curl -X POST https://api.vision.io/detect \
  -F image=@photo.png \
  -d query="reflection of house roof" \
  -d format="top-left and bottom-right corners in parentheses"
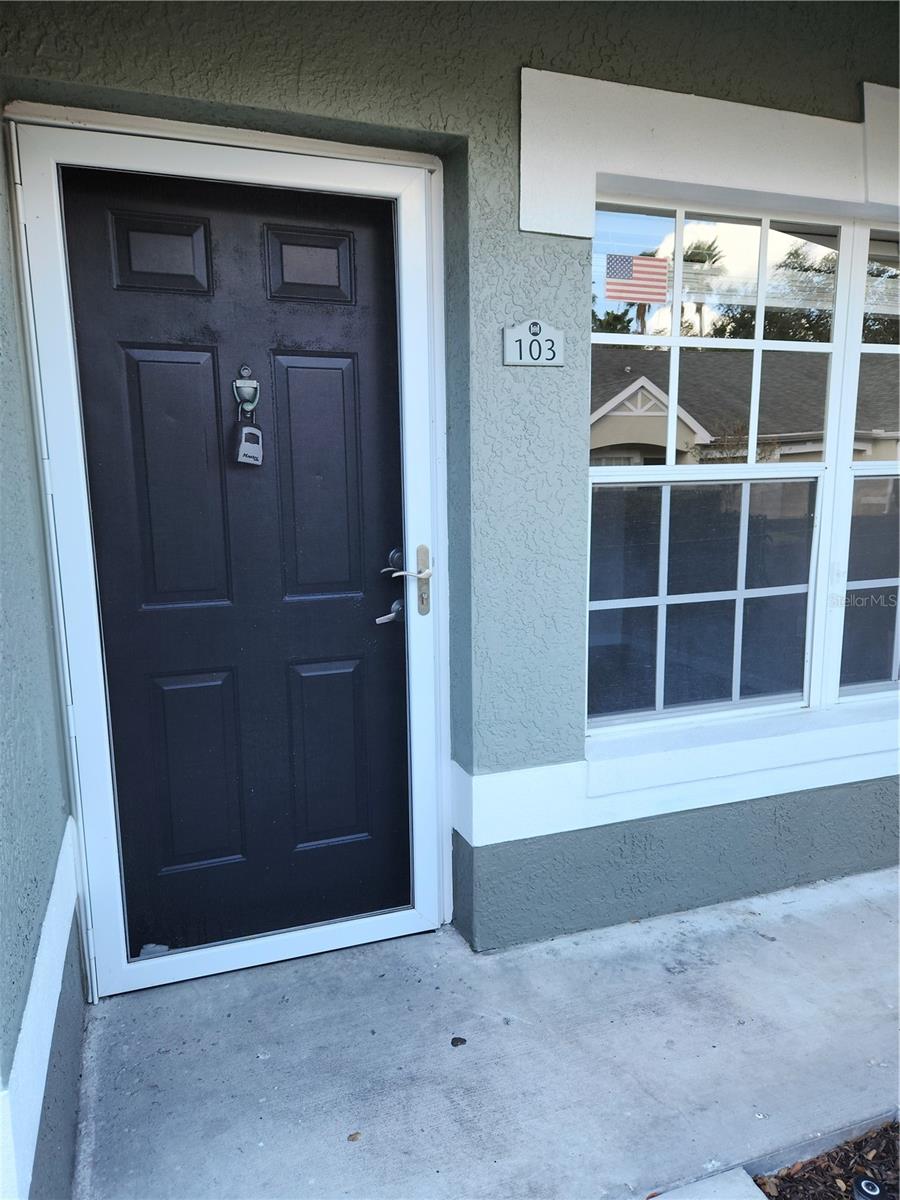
top-left (590, 345), bottom-right (899, 436)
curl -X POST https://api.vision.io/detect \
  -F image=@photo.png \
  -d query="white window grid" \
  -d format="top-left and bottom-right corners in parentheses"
top-left (842, 475), bottom-right (900, 692)
top-left (587, 205), bottom-right (900, 728)
top-left (843, 567), bottom-right (900, 688)
top-left (589, 477), bottom-right (819, 714)
top-left (837, 225), bottom-right (900, 690)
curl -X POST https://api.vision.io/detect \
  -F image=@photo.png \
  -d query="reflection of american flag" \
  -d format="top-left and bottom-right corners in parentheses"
top-left (606, 254), bottom-right (669, 303)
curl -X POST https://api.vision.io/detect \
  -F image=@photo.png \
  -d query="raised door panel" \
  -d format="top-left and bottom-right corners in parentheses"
top-left (288, 659), bottom-right (369, 849)
top-left (124, 347), bottom-right (231, 606)
top-left (151, 670), bottom-right (245, 872)
top-left (265, 225), bottom-right (354, 303)
top-left (112, 211), bottom-right (211, 293)
top-left (274, 354), bottom-right (362, 597)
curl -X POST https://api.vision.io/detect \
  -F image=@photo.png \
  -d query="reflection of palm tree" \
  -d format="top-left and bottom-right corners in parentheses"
top-left (713, 246), bottom-right (838, 340)
top-left (592, 292), bottom-right (633, 332)
top-left (683, 238), bottom-right (722, 336)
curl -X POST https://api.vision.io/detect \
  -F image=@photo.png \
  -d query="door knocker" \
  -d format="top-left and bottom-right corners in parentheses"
top-left (233, 364), bottom-right (263, 466)
top-left (232, 363), bottom-right (260, 413)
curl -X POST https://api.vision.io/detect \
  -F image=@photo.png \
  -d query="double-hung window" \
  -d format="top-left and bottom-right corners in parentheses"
top-left (588, 205), bottom-right (899, 725)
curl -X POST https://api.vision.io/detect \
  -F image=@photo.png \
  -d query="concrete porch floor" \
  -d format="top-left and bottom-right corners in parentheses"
top-left (74, 869), bottom-right (898, 1200)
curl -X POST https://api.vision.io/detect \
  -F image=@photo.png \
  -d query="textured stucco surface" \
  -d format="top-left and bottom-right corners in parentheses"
top-left (1, 1), bottom-right (897, 774)
top-left (29, 917), bottom-right (85, 1200)
top-left (0, 134), bottom-right (70, 1085)
top-left (452, 777), bottom-right (900, 950)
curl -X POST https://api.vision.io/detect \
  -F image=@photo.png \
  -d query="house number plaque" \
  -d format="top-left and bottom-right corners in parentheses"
top-left (502, 319), bottom-right (565, 367)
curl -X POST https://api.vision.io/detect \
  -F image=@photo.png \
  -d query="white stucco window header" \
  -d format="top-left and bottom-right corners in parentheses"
top-left (519, 68), bottom-right (900, 239)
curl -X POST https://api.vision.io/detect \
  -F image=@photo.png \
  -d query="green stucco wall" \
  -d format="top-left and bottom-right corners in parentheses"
top-left (452, 778), bottom-right (900, 951)
top-left (0, 135), bottom-right (71, 1083)
top-left (2, 1), bottom-right (896, 777)
top-left (0, 2), bottom-right (896, 1066)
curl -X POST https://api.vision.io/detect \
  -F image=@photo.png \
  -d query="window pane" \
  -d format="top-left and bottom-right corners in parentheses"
top-left (668, 484), bottom-right (741, 594)
top-left (764, 223), bottom-right (838, 342)
top-left (863, 231), bottom-right (899, 345)
top-left (840, 588), bottom-right (897, 685)
top-left (678, 348), bottom-right (753, 464)
top-left (664, 601), bottom-right (735, 707)
top-left (847, 478), bottom-right (899, 582)
top-left (593, 208), bottom-right (674, 337)
top-left (740, 593), bottom-right (807, 698)
top-left (588, 607), bottom-right (657, 717)
top-left (681, 216), bottom-right (760, 339)
top-left (855, 356), bottom-right (900, 461)
top-left (746, 480), bottom-right (816, 588)
top-left (590, 485), bottom-right (661, 600)
top-left (757, 350), bottom-right (829, 463)
top-left (590, 345), bottom-right (671, 466)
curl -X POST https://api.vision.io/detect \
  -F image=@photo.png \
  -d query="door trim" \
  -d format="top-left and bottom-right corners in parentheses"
top-left (6, 107), bottom-right (450, 997)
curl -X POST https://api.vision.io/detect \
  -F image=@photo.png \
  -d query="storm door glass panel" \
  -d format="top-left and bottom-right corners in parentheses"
top-left (840, 477), bottom-right (900, 688)
top-left (593, 208), bottom-right (674, 337)
top-left (745, 480), bottom-right (816, 588)
top-left (667, 484), bottom-right (741, 595)
top-left (590, 345), bottom-right (671, 466)
top-left (862, 231), bottom-right (900, 345)
top-left (681, 215), bottom-right (760, 338)
top-left (764, 223), bottom-right (838, 342)
top-left (588, 607), bottom-right (657, 718)
top-left (589, 485), bottom-right (661, 600)
top-left (677, 348), bottom-right (753, 464)
top-left (756, 350), bottom-right (829, 463)
top-left (664, 600), bottom-right (735, 707)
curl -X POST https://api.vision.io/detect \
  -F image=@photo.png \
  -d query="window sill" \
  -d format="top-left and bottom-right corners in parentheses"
top-left (586, 690), bottom-right (899, 825)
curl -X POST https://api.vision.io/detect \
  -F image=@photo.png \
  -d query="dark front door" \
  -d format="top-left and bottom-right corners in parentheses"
top-left (62, 167), bottom-right (411, 957)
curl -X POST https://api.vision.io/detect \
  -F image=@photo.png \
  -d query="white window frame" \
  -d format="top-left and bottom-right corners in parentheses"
top-left (6, 105), bottom-right (452, 998)
top-left (586, 207), bottom-right (899, 808)
top-left (827, 224), bottom-right (900, 695)
top-left (589, 202), bottom-right (854, 723)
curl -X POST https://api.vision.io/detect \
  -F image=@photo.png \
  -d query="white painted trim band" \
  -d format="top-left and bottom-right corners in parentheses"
top-left (0, 818), bottom-right (79, 1200)
top-left (453, 694), bottom-right (899, 846)
top-left (521, 69), bottom-right (900, 238)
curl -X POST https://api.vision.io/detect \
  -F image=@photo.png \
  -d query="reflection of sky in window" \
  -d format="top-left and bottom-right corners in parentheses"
top-left (866, 234), bottom-right (900, 317)
top-left (594, 209), bottom-right (844, 334)
top-left (593, 209), bottom-right (674, 331)
top-left (593, 210), bottom-right (672, 287)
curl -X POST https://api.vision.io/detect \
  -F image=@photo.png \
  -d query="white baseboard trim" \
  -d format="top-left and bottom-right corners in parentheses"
top-left (452, 695), bottom-right (899, 847)
top-left (0, 818), bottom-right (78, 1200)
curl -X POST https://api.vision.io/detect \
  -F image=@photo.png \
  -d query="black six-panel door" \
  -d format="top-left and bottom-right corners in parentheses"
top-left (62, 168), bottom-right (411, 957)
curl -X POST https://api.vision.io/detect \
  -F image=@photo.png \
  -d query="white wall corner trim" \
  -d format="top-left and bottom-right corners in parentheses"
top-left (452, 758), bottom-right (589, 847)
top-left (0, 818), bottom-right (79, 1200)
top-left (862, 82), bottom-right (900, 208)
top-left (520, 68), bottom-right (900, 238)
top-left (452, 694), bottom-right (898, 847)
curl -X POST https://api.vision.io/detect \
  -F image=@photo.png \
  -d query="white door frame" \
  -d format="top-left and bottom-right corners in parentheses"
top-left (6, 105), bottom-right (451, 998)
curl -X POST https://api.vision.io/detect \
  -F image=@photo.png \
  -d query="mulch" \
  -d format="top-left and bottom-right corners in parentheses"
top-left (754, 1121), bottom-right (898, 1200)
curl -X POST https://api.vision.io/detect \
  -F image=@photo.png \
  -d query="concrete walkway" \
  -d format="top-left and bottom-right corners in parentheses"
top-left (74, 869), bottom-right (898, 1200)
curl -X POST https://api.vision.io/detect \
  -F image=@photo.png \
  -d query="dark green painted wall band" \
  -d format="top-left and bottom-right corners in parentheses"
top-left (452, 777), bottom-right (900, 951)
